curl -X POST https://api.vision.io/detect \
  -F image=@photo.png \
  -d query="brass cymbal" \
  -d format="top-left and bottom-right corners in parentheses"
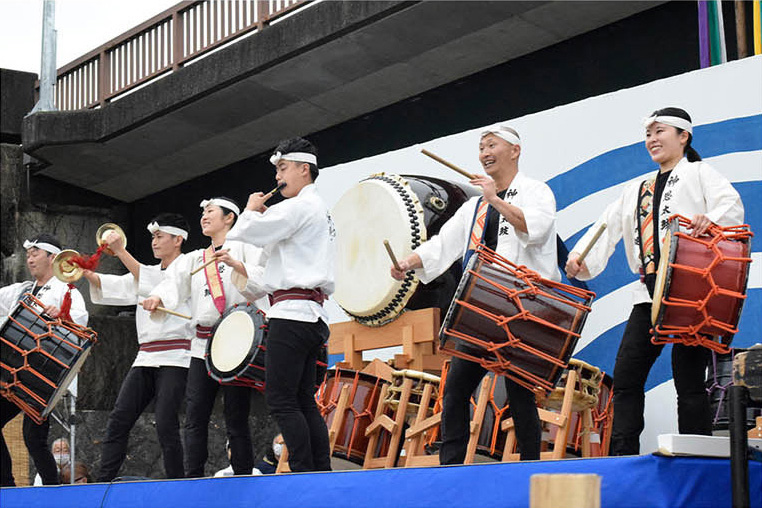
top-left (95, 223), bottom-right (127, 256)
top-left (52, 249), bottom-right (83, 283)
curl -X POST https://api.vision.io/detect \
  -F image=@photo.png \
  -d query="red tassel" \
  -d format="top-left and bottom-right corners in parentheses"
top-left (70, 244), bottom-right (108, 271)
top-left (59, 283), bottom-right (75, 322)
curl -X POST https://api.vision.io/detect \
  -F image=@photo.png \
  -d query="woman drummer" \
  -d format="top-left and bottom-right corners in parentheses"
top-left (143, 197), bottom-right (268, 477)
top-left (565, 107), bottom-right (744, 455)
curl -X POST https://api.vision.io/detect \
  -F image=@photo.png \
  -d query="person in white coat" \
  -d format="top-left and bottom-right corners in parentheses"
top-left (392, 125), bottom-right (559, 463)
top-left (565, 107), bottom-right (744, 455)
top-left (82, 213), bottom-right (193, 481)
top-left (143, 198), bottom-right (267, 477)
top-left (227, 137), bottom-right (336, 472)
top-left (1, 233), bottom-right (88, 486)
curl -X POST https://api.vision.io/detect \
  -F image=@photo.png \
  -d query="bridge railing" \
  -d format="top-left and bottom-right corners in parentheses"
top-left (51, 0), bottom-right (311, 110)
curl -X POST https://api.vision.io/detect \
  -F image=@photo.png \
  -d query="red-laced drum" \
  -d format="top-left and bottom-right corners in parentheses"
top-left (316, 368), bottom-right (388, 464)
top-left (332, 173), bottom-right (477, 326)
top-left (205, 303), bottom-right (267, 391)
top-left (651, 215), bottom-right (753, 353)
top-left (0, 294), bottom-right (98, 424)
top-left (440, 245), bottom-right (596, 392)
top-left (206, 303), bottom-right (328, 392)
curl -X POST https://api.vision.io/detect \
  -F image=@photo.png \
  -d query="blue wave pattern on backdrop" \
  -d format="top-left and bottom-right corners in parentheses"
top-left (550, 114), bottom-right (762, 390)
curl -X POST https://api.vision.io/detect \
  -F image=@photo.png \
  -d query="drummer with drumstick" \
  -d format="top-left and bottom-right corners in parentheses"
top-left (142, 198), bottom-right (268, 477)
top-left (392, 125), bottom-right (560, 463)
top-left (564, 107), bottom-right (744, 456)
top-left (1, 233), bottom-right (88, 486)
top-left (80, 214), bottom-right (193, 481)
top-left (226, 137), bottom-right (336, 473)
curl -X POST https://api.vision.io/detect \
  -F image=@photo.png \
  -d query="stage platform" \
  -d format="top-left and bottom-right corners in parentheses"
top-left (1, 454), bottom-right (760, 508)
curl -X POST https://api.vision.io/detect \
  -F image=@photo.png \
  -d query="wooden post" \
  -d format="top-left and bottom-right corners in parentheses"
top-left (98, 50), bottom-right (111, 107)
top-left (530, 474), bottom-right (601, 508)
top-left (736, 1), bottom-right (748, 59)
top-left (172, 11), bottom-right (184, 70)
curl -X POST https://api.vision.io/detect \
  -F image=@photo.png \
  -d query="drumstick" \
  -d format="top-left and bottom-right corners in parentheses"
top-left (190, 257), bottom-right (217, 276)
top-left (384, 240), bottom-right (402, 271)
top-left (577, 223), bottom-right (607, 263)
top-left (156, 307), bottom-right (192, 320)
top-left (420, 148), bottom-right (477, 180)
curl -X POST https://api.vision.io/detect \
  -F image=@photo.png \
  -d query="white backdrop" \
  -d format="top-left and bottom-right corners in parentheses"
top-left (315, 55), bottom-right (762, 453)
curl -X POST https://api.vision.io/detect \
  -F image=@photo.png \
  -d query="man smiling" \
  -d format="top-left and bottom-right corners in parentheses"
top-left (392, 125), bottom-right (560, 464)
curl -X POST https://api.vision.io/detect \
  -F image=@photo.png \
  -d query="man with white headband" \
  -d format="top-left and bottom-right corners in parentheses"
top-left (81, 213), bottom-right (193, 481)
top-left (565, 106), bottom-right (744, 456)
top-left (1, 233), bottom-right (88, 486)
top-left (391, 124), bottom-right (560, 464)
top-left (227, 136), bottom-right (336, 472)
top-left (144, 197), bottom-right (268, 478)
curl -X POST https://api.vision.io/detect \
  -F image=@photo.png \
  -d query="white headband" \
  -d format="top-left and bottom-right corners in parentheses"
top-left (269, 151), bottom-right (318, 166)
top-left (642, 115), bottom-right (693, 135)
top-left (200, 198), bottom-right (240, 217)
top-left (23, 240), bottom-right (61, 255)
top-left (481, 124), bottom-right (521, 146)
top-left (147, 222), bottom-right (188, 240)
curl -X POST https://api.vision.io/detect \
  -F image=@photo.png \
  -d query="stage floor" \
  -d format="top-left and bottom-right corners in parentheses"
top-left (1, 454), bottom-right (760, 508)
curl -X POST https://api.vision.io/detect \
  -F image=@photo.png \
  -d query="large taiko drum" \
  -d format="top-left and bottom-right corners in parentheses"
top-left (440, 246), bottom-right (596, 392)
top-left (0, 294), bottom-right (98, 424)
top-left (317, 368), bottom-right (389, 464)
top-left (332, 173), bottom-right (477, 326)
top-left (651, 215), bottom-right (752, 353)
top-left (206, 303), bottom-right (328, 392)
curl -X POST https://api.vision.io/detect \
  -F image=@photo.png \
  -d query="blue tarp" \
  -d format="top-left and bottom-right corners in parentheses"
top-left (1, 454), bottom-right (760, 508)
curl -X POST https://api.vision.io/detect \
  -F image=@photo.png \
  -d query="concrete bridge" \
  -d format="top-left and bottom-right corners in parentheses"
top-left (21, 1), bottom-right (661, 202)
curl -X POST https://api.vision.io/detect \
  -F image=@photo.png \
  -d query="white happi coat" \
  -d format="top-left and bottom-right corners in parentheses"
top-left (0, 276), bottom-right (88, 328)
top-left (227, 183), bottom-right (336, 323)
top-left (150, 240), bottom-right (268, 359)
top-left (571, 158), bottom-right (744, 305)
top-left (414, 171), bottom-right (561, 282)
top-left (89, 257), bottom-right (194, 368)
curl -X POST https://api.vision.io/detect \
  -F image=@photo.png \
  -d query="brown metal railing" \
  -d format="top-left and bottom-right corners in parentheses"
top-left (50, 0), bottom-right (311, 110)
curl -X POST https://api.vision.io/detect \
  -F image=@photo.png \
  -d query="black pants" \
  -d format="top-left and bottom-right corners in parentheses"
top-left (1, 398), bottom-right (59, 486)
top-left (96, 366), bottom-right (187, 482)
top-left (610, 303), bottom-right (712, 455)
top-left (265, 318), bottom-right (331, 473)
top-left (439, 356), bottom-right (541, 463)
top-left (184, 357), bottom-right (253, 477)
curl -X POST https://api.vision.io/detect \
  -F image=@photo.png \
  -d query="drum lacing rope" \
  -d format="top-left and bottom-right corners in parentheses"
top-left (651, 215), bottom-right (753, 353)
top-left (441, 246), bottom-right (595, 392)
top-left (0, 294), bottom-right (97, 424)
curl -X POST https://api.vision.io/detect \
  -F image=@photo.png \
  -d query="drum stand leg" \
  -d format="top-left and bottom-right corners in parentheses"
top-left (402, 382), bottom-right (441, 468)
top-left (501, 370), bottom-right (579, 462)
top-left (464, 375), bottom-right (492, 464)
top-left (364, 382), bottom-right (409, 469)
top-left (328, 385), bottom-right (351, 454)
